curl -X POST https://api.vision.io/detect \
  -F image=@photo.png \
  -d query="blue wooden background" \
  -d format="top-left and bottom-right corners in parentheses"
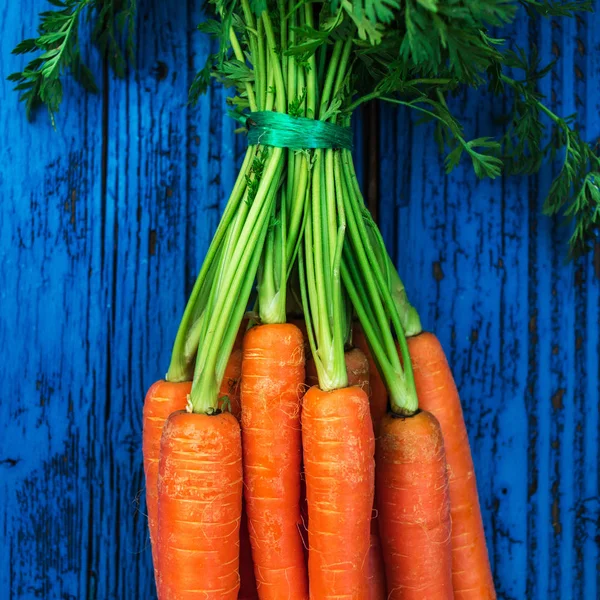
top-left (1, 2), bottom-right (598, 599)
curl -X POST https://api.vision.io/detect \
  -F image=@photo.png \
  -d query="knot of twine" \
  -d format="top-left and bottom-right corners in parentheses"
top-left (229, 110), bottom-right (353, 151)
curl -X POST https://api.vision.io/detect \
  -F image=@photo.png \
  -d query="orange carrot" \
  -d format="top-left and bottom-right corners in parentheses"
top-left (353, 322), bottom-right (388, 435)
top-left (157, 410), bottom-right (242, 600)
top-left (289, 317), bottom-right (309, 355)
top-left (305, 347), bottom-right (370, 393)
top-left (302, 385), bottom-right (375, 598)
top-left (142, 380), bottom-right (191, 584)
top-left (376, 410), bottom-right (453, 599)
top-left (239, 503), bottom-right (259, 600)
top-left (240, 323), bottom-right (308, 599)
top-left (408, 332), bottom-right (496, 599)
top-left (307, 346), bottom-right (384, 596)
top-left (288, 318), bottom-right (310, 565)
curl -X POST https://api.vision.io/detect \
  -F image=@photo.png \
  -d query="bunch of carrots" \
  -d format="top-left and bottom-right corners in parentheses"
top-left (142, 1), bottom-right (496, 598)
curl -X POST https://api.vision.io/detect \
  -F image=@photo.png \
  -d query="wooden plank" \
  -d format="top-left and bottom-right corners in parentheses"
top-left (0, 2), bottom-right (105, 598)
top-left (379, 7), bottom-right (600, 600)
top-left (99, 2), bottom-right (198, 598)
top-left (578, 11), bottom-right (600, 599)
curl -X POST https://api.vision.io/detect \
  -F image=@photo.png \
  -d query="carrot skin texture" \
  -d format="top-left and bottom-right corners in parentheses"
top-left (157, 410), bottom-right (242, 600)
top-left (289, 319), bottom-right (310, 565)
top-left (310, 347), bottom-right (385, 597)
top-left (377, 411), bottom-right (453, 600)
top-left (241, 323), bottom-right (309, 599)
top-left (310, 346), bottom-right (385, 596)
top-left (289, 318), bottom-right (309, 355)
top-left (302, 385), bottom-right (375, 599)
top-left (408, 333), bottom-right (496, 599)
top-left (306, 348), bottom-right (385, 594)
top-left (142, 380), bottom-right (191, 585)
top-left (353, 323), bottom-right (388, 435)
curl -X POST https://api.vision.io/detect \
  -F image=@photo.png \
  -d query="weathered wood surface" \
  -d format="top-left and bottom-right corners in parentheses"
top-left (379, 10), bottom-right (600, 600)
top-left (0, 2), bottom-right (597, 599)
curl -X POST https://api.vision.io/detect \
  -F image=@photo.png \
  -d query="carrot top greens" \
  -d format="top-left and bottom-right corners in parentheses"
top-left (10, 0), bottom-right (600, 412)
top-left (11, 0), bottom-right (599, 257)
top-left (9, 0), bottom-right (135, 126)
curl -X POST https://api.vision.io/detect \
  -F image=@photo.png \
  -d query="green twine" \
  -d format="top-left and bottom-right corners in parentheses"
top-left (229, 110), bottom-right (353, 150)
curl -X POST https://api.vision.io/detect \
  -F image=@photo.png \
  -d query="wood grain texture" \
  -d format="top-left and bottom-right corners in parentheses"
top-left (0, 2), bottom-right (597, 600)
top-left (379, 8), bottom-right (600, 600)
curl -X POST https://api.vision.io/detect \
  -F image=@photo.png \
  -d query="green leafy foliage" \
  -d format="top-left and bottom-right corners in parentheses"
top-left (545, 124), bottom-right (600, 258)
top-left (11, 0), bottom-right (600, 257)
top-left (8, 0), bottom-right (135, 124)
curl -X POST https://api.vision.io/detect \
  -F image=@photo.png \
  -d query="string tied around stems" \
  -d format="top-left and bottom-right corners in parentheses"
top-left (229, 110), bottom-right (353, 151)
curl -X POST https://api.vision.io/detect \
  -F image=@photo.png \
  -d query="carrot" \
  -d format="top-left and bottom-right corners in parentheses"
top-left (302, 385), bottom-right (375, 599)
top-left (218, 348), bottom-right (242, 418)
top-left (376, 410), bottom-right (453, 600)
top-left (289, 317), bottom-right (309, 355)
top-left (239, 503), bottom-right (259, 600)
top-left (305, 347), bottom-right (370, 392)
top-left (142, 380), bottom-right (191, 584)
top-left (408, 332), bottom-right (496, 599)
top-left (353, 322), bottom-right (388, 435)
top-left (289, 316), bottom-right (310, 565)
top-left (240, 323), bottom-right (308, 599)
top-left (307, 345), bottom-right (385, 596)
top-left (157, 410), bottom-right (243, 600)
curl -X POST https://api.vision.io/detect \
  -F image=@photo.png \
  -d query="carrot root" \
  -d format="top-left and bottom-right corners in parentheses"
top-left (408, 332), bottom-right (496, 599)
top-left (142, 380), bottom-right (191, 586)
top-left (377, 410), bottom-right (453, 600)
top-left (302, 385), bottom-right (375, 599)
top-left (241, 323), bottom-right (309, 599)
top-left (157, 410), bottom-right (242, 600)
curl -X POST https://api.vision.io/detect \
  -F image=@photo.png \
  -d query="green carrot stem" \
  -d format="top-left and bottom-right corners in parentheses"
top-left (166, 146), bottom-right (255, 382)
top-left (304, 4), bottom-right (317, 117)
top-left (285, 154), bottom-right (309, 260)
top-left (344, 152), bottom-right (422, 335)
top-left (215, 222), bottom-right (269, 385)
top-left (279, 0), bottom-right (287, 86)
top-left (262, 12), bottom-right (286, 113)
top-left (340, 152), bottom-right (418, 413)
top-left (256, 18), bottom-right (266, 110)
top-left (342, 184), bottom-right (400, 370)
top-left (318, 40), bottom-right (343, 120)
top-left (229, 27), bottom-right (257, 112)
top-left (341, 257), bottom-right (415, 412)
top-left (189, 148), bottom-right (284, 412)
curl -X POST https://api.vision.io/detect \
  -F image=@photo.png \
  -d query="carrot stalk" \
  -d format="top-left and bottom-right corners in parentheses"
top-left (142, 380), bottom-right (191, 585)
top-left (240, 323), bottom-right (309, 599)
top-left (302, 385), bottom-right (375, 598)
top-left (157, 410), bottom-right (243, 600)
top-left (408, 332), bottom-right (496, 599)
top-left (376, 410), bottom-right (453, 599)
